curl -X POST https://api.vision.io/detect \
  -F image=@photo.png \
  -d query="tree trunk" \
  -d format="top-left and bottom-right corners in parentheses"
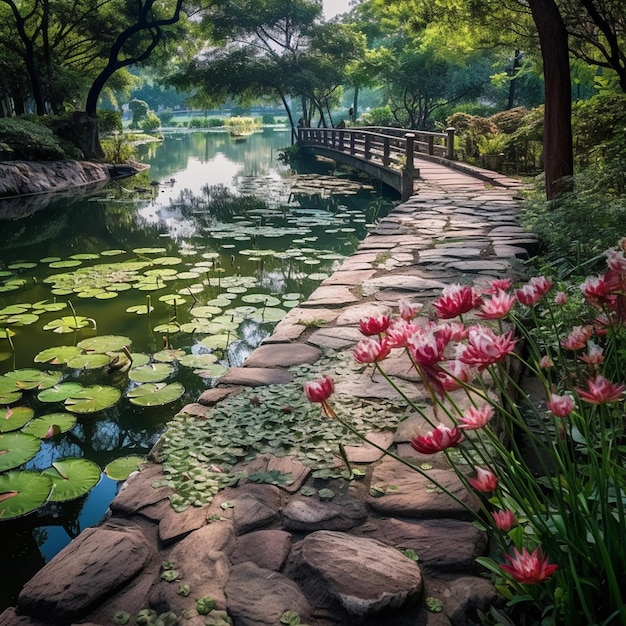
top-left (70, 111), bottom-right (104, 160)
top-left (507, 50), bottom-right (521, 110)
top-left (528, 0), bottom-right (573, 199)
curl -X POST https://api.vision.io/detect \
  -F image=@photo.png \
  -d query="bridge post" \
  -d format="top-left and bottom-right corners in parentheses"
top-left (350, 131), bottom-right (356, 155)
top-left (364, 133), bottom-right (371, 161)
top-left (404, 133), bottom-right (415, 173)
top-left (428, 135), bottom-right (434, 155)
top-left (338, 130), bottom-right (345, 152)
top-left (383, 137), bottom-right (390, 166)
top-left (446, 127), bottom-right (455, 159)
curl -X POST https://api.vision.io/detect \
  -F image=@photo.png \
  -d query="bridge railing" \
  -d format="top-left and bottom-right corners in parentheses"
top-left (297, 126), bottom-right (455, 166)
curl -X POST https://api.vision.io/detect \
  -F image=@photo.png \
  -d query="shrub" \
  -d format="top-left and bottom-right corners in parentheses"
top-left (159, 111), bottom-right (174, 126)
top-left (261, 114), bottom-right (275, 124)
top-left (139, 112), bottom-right (161, 132)
top-left (100, 132), bottom-right (135, 163)
top-left (0, 118), bottom-right (81, 160)
top-left (97, 110), bottom-right (123, 134)
top-left (360, 106), bottom-right (394, 127)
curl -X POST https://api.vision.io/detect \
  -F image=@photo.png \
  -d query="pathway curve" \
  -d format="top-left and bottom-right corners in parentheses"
top-left (1, 161), bottom-right (537, 626)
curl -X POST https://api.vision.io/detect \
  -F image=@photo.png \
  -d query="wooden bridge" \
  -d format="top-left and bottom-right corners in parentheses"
top-left (297, 126), bottom-right (456, 200)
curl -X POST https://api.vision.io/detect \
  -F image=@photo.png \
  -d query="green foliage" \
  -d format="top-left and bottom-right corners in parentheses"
top-left (261, 114), bottom-right (275, 124)
top-left (361, 105), bottom-right (394, 126)
top-left (101, 132), bottom-right (136, 162)
top-left (188, 117), bottom-right (225, 128)
top-left (140, 111), bottom-right (161, 131)
top-left (159, 111), bottom-right (174, 125)
top-left (97, 109), bottom-right (123, 134)
top-left (129, 98), bottom-right (149, 129)
top-left (0, 118), bottom-right (81, 161)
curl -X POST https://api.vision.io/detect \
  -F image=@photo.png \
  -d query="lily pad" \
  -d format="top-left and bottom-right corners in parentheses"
top-left (193, 364), bottom-right (229, 378)
top-left (158, 294), bottom-right (187, 306)
top-left (199, 334), bottom-right (234, 350)
top-left (43, 315), bottom-right (94, 333)
top-left (22, 413), bottom-right (77, 438)
top-left (64, 385), bottom-right (122, 414)
top-left (126, 304), bottom-right (154, 315)
top-left (66, 353), bottom-right (112, 370)
top-left (0, 406), bottom-right (35, 433)
top-left (104, 455), bottom-right (146, 481)
top-left (133, 247), bottom-right (167, 255)
top-left (34, 345), bottom-right (83, 364)
top-left (127, 383), bottom-right (185, 407)
top-left (0, 471), bottom-right (53, 520)
top-left (77, 335), bottom-right (131, 352)
top-left (189, 305), bottom-right (222, 318)
top-left (152, 349), bottom-right (185, 363)
top-left (179, 353), bottom-right (218, 368)
top-left (242, 294), bottom-right (281, 306)
top-left (42, 458), bottom-right (101, 502)
top-left (4, 369), bottom-right (62, 390)
top-left (251, 307), bottom-right (287, 323)
top-left (128, 363), bottom-right (174, 383)
top-left (0, 432), bottom-right (41, 471)
top-left (38, 383), bottom-right (84, 403)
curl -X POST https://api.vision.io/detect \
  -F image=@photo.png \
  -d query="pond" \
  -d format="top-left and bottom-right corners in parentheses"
top-left (0, 127), bottom-right (396, 610)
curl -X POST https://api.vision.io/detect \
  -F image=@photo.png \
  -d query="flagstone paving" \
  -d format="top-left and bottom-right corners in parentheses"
top-left (1, 161), bottom-right (536, 626)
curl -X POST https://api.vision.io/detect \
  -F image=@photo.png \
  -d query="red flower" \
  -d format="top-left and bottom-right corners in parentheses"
top-left (539, 355), bottom-right (553, 369)
top-left (438, 359), bottom-right (478, 391)
top-left (407, 328), bottom-right (447, 366)
top-left (459, 326), bottom-right (517, 369)
top-left (491, 509), bottom-right (517, 531)
top-left (580, 342), bottom-right (604, 366)
top-left (485, 278), bottom-right (513, 294)
top-left (433, 284), bottom-right (479, 319)
top-left (500, 546), bottom-right (558, 585)
top-left (358, 314), bottom-right (390, 336)
top-left (580, 274), bottom-right (616, 309)
top-left (546, 393), bottom-right (575, 418)
top-left (515, 276), bottom-right (553, 307)
top-left (410, 424), bottom-right (464, 454)
top-left (353, 337), bottom-right (391, 363)
top-left (399, 300), bottom-right (422, 321)
top-left (467, 466), bottom-right (498, 492)
top-left (386, 318), bottom-right (419, 348)
top-left (554, 291), bottom-right (567, 305)
top-left (458, 405), bottom-right (494, 429)
top-left (560, 325), bottom-right (593, 351)
top-left (575, 375), bottom-right (626, 405)
top-left (477, 290), bottom-right (516, 319)
top-left (304, 375), bottom-right (334, 403)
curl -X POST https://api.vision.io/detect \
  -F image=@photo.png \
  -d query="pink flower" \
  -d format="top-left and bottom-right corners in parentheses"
top-left (353, 337), bottom-right (391, 363)
top-left (467, 466), bottom-right (498, 492)
top-left (515, 276), bottom-right (553, 307)
top-left (407, 328), bottom-right (447, 366)
top-left (458, 405), bottom-right (494, 429)
top-left (437, 321), bottom-right (469, 342)
top-left (500, 546), bottom-right (558, 584)
top-left (304, 375), bottom-right (334, 403)
top-left (492, 509), bottom-right (517, 531)
top-left (539, 355), bottom-right (553, 369)
top-left (560, 325), bottom-right (593, 351)
top-left (433, 284), bottom-right (480, 319)
top-left (399, 300), bottom-right (422, 321)
top-left (438, 359), bottom-right (478, 391)
top-left (605, 247), bottom-right (626, 274)
top-left (554, 291), bottom-right (567, 305)
top-left (410, 424), bottom-right (464, 454)
top-left (386, 318), bottom-right (419, 348)
top-left (485, 278), bottom-right (513, 294)
top-left (575, 375), bottom-right (626, 405)
top-left (580, 342), bottom-right (604, 366)
top-left (477, 290), bottom-right (516, 319)
top-left (580, 274), bottom-right (615, 309)
top-left (459, 326), bottom-right (517, 369)
top-left (359, 314), bottom-right (390, 336)
top-left (546, 393), bottom-right (575, 417)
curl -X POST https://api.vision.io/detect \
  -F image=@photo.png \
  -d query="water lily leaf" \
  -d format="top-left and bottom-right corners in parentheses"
top-left (43, 315), bottom-right (93, 333)
top-left (0, 432), bottom-right (41, 471)
top-left (127, 382), bottom-right (184, 407)
top-left (0, 304), bottom-right (30, 315)
top-left (151, 256), bottom-right (182, 266)
top-left (126, 304), bottom-right (154, 315)
top-left (34, 346), bottom-right (83, 364)
top-left (178, 321), bottom-right (214, 334)
top-left (0, 328), bottom-right (16, 339)
top-left (70, 253), bottom-right (100, 260)
top-left (0, 406), bottom-right (35, 433)
top-left (48, 260), bottom-right (82, 268)
top-left (152, 349), bottom-right (185, 363)
top-left (129, 363), bottom-right (174, 383)
top-left (251, 307), bottom-right (287, 323)
top-left (8, 262), bottom-right (37, 269)
top-left (42, 458), bottom-right (101, 502)
top-left (104, 455), bottom-right (145, 481)
top-left (190, 305), bottom-right (222, 318)
top-left (4, 369), bottom-right (62, 390)
top-left (0, 391), bottom-right (22, 405)
top-left (31, 300), bottom-right (67, 313)
top-left (100, 249), bottom-right (126, 256)
top-left (40, 256), bottom-right (61, 263)
top-left (22, 413), bottom-right (77, 438)
top-left (179, 353), bottom-right (218, 368)
top-left (133, 247), bottom-right (167, 255)
top-left (2, 313), bottom-right (39, 326)
top-left (242, 293), bottom-right (281, 306)
top-left (64, 385), bottom-right (122, 414)
top-left (128, 353), bottom-right (151, 368)
top-left (66, 353), bottom-right (112, 370)
top-left (199, 334), bottom-right (234, 350)
top-left (38, 383), bottom-right (84, 403)
top-left (176, 271), bottom-right (199, 280)
top-left (0, 471), bottom-right (53, 520)
top-left (95, 291), bottom-right (118, 300)
top-left (77, 335), bottom-right (131, 352)
top-left (153, 323), bottom-right (180, 334)
top-left (194, 364), bottom-right (228, 378)
top-left (158, 294), bottom-right (187, 306)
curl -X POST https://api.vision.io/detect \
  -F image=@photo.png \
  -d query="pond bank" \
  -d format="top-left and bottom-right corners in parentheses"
top-left (1, 163), bottom-right (537, 626)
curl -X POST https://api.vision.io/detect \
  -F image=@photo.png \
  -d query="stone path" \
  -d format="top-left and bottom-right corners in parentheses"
top-left (1, 160), bottom-right (536, 626)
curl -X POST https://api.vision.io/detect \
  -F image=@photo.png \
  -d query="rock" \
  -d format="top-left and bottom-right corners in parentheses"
top-left (283, 490), bottom-right (368, 532)
top-left (109, 463), bottom-right (172, 515)
top-left (229, 530), bottom-right (293, 571)
top-left (17, 523), bottom-right (152, 623)
top-left (343, 431), bottom-right (394, 464)
top-left (232, 494), bottom-right (280, 535)
top-left (299, 530), bottom-right (422, 618)
top-left (159, 503), bottom-right (212, 543)
top-left (216, 367), bottom-right (294, 387)
top-left (243, 343), bottom-right (322, 368)
top-left (367, 457), bottom-right (479, 519)
top-left (225, 562), bottom-right (312, 626)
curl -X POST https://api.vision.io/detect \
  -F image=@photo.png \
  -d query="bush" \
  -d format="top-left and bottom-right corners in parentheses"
top-left (100, 132), bottom-right (135, 163)
top-left (360, 106), bottom-right (394, 127)
top-left (139, 112), bottom-right (161, 132)
top-left (97, 110), bottom-right (123, 134)
top-left (0, 117), bottom-right (81, 160)
top-left (159, 111), bottom-right (174, 126)
top-left (261, 114), bottom-right (275, 124)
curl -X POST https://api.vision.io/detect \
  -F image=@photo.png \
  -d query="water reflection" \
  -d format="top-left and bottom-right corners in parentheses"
top-left (0, 129), bottom-right (397, 611)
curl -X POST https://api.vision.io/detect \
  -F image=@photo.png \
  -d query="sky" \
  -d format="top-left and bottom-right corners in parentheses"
top-left (322, 0), bottom-right (353, 20)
